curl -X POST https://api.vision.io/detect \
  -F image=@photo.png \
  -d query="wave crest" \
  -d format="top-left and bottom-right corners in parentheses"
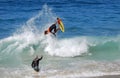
top-left (43, 36), bottom-right (89, 57)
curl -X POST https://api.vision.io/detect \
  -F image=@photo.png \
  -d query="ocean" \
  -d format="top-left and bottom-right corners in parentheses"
top-left (0, 0), bottom-right (120, 78)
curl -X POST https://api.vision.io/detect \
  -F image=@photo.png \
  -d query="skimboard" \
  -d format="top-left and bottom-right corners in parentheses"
top-left (57, 18), bottom-right (65, 32)
top-left (32, 70), bottom-right (40, 78)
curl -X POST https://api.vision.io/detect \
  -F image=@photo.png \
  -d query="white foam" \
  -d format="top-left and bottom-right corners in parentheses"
top-left (47, 72), bottom-right (120, 78)
top-left (43, 36), bottom-right (89, 57)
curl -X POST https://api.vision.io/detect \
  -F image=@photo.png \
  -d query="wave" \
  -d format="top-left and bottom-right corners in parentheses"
top-left (1, 4), bottom-right (120, 66)
top-left (1, 32), bottom-right (120, 63)
top-left (43, 36), bottom-right (89, 57)
top-left (43, 35), bottom-right (120, 58)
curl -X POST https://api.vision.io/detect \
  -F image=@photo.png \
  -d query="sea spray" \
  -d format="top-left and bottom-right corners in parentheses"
top-left (43, 36), bottom-right (89, 57)
top-left (0, 4), bottom-right (56, 66)
top-left (26, 4), bottom-right (56, 32)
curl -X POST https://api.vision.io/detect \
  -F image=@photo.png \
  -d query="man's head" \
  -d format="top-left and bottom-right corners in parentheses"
top-left (57, 17), bottom-right (59, 20)
top-left (44, 30), bottom-right (48, 35)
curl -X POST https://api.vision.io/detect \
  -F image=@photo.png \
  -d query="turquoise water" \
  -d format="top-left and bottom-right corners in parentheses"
top-left (0, 0), bottom-right (120, 78)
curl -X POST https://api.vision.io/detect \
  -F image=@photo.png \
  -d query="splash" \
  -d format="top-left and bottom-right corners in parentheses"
top-left (26, 4), bottom-right (56, 31)
top-left (43, 36), bottom-right (89, 57)
top-left (0, 4), bottom-right (57, 66)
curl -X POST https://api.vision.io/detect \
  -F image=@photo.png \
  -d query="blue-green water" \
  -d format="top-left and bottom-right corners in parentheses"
top-left (0, 0), bottom-right (120, 78)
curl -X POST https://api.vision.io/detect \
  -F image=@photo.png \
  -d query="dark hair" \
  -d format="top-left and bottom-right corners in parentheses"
top-left (57, 17), bottom-right (59, 20)
top-left (44, 30), bottom-right (48, 35)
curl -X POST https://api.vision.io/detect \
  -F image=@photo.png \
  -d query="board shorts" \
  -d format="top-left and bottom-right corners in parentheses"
top-left (49, 24), bottom-right (57, 32)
